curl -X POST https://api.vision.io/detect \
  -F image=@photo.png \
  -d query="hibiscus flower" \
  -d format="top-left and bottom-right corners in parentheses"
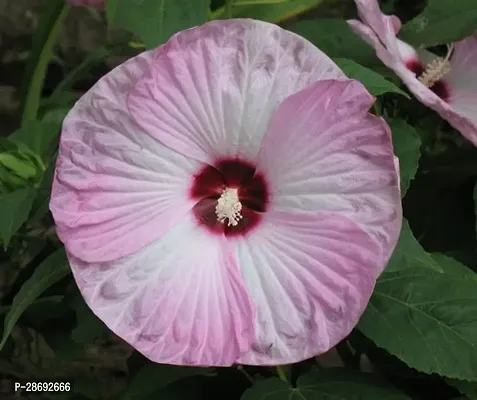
top-left (348, 0), bottom-right (477, 146)
top-left (50, 19), bottom-right (401, 366)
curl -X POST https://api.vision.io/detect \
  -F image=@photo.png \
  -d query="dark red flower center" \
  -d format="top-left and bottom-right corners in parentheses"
top-left (405, 59), bottom-right (450, 101)
top-left (190, 158), bottom-right (269, 236)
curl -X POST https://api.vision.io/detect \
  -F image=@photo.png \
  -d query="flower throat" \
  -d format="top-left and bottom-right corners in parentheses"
top-left (418, 44), bottom-right (453, 88)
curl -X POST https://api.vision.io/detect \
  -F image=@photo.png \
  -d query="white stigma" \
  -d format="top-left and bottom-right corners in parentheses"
top-left (215, 188), bottom-right (243, 227)
top-left (418, 44), bottom-right (453, 87)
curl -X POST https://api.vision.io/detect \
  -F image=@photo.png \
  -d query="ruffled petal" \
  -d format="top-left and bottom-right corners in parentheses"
top-left (353, 0), bottom-right (400, 51)
top-left (234, 209), bottom-right (382, 365)
top-left (255, 79), bottom-right (401, 265)
top-left (50, 51), bottom-right (204, 263)
top-left (347, 20), bottom-right (400, 68)
top-left (127, 19), bottom-right (345, 165)
top-left (69, 213), bottom-right (255, 366)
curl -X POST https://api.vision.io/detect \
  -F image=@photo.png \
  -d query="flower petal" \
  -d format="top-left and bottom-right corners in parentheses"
top-left (443, 33), bottom-right (477, 145)
top-left (50, 51), bottom-right (204, 263)
top-left (255, 79), bottom-right (401, 265)
top-left (127, 19), bottom-right (345, 165)
top-left (350, 1), bottom-right (477, 146)
top-left (68, 213), bottom-right (255, 366)
top-left (396, 38), bottom-right (420, 64)
top-left (347, 19), bottom-right (399, 68)
top-left (353, 0), bottom-right (400, 50)
top-left (234, 209), bottom-right (382, 365)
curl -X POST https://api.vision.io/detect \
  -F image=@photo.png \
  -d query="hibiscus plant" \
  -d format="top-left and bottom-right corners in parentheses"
top-left (0, 0), bottom-right (476, 398)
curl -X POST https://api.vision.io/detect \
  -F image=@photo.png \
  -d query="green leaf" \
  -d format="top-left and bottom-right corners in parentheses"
top-left (474, 181), bottom-right (477, 237)
top-left (0, 248), bottom-right (70, 351)
top-left (0, 138), bottom-right (18, 152)
top-left (110, 0), bottom-right (211, 49)
top-left (358, 254), bottom-right (477, 379)
top-left (384, 219), bottom-right (442, 274)
top-left (233, 0), bottom-right (289, 4)
top-left (40, 92), bottom-right (80, 114)
top-left (447, 379), bottom-right (477, 399)
top-left (333, 58), bottom-right (408, 98)
top-left (0, 296), bottom-right (63, 315)
top-left (9, 117), bottom-right (63, 163)
top-left (241, 368), bottom-right (409, 399)
top-left (400, 0), bottom-right (477, 47)
top-left (0, 153), bottom-right (38, 180)
top-left (29, 157), bottom-right (56, 223)
top-left (432, 253), bottom-right (477, 278)
top-left (213, 0), bottom-right (321, 22)
top-left (387, 118), bottom-right (421, 196)
top-left (288, 19), bottom-right (379, 67)
top-left (19, 0), bottom-right (68, 124)
top-left (0, 188), bottom-right (37, 248)
top-left (119, 364), bottom-right (211, 400)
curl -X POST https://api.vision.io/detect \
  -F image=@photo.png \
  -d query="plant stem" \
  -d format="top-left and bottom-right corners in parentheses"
top-left (20, 1), bottom-right (68, 126)
top-left (237, 365), bottom-right (254, 383)
top-left (276, 365), bottom-right (288, 382)
top-left (225, 0), bottom-right (234, 18)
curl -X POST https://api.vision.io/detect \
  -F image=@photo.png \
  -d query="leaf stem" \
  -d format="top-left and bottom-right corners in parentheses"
top-left (276, 365), bottom-right (288, 382)
top-left (237, 365), bottom-right (254, 383)
top-left (225, 0), bottom-right (234, 18)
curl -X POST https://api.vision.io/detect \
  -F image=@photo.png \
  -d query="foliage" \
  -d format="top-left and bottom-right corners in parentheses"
top-left (0, 0), bottom-right (476, 399)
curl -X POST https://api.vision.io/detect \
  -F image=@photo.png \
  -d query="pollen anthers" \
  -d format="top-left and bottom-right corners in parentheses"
top-left (418, 44), bottom-right (453, 88)
top-left (215, 188), bottom-right (243, 226)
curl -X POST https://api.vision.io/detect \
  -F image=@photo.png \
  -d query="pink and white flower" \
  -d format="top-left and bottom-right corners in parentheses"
top-left (50, 19), bottom-right (401, 366)
top-left (68, 0), bottom-right (104, 9)
top-left (348, 0), bottom-right (477, 146)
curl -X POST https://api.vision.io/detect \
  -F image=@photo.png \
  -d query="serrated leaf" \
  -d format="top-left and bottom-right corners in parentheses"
top-left (0, 188), bottom-right (37, 248)
top-left (119, 364), bottom-right (211, 400)
top-left (447, 379), bottom-right (477, 399)
top-left (384, 219), bottom-right (442, 274)
top-left (401, 0), bottom-right (477, 47)
top-left (217, 0), bottom-right (320, 22)
top-left (109, 0), bottom-right (211, 49)
top-left (0, 248), bottom-right (70, 351)
top-left (241, 369), bottom-right (409, 399)
top-left (358, 255), bottom-right (477, 379)
top-left (288, 19), bottom-right (379, 67)
top-left (333, 58), bottom-right (408, 97)
top-left (387, 118), bottom-right (421, 196)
